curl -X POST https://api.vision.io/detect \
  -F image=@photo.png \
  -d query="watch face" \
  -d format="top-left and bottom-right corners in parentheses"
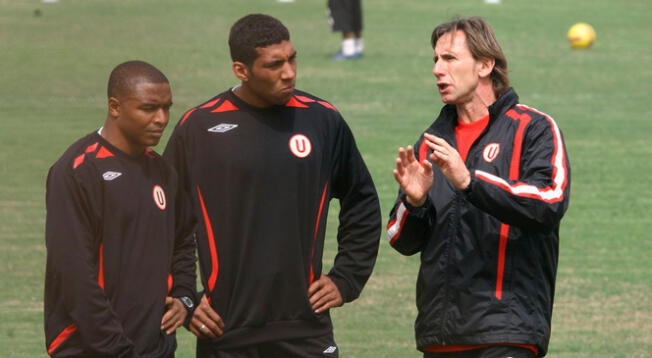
top-left (180, 296), bottom-right (194, 309)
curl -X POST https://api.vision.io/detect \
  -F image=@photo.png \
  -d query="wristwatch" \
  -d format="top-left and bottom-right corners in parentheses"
top-left (178, 296), bottom-right (195, 326)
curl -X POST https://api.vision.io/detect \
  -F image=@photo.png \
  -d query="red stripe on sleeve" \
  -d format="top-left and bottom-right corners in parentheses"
top-left (211, 100), bottom-right (239, 113)
top-left (475, 105), bottom-right (568, 204)
top-left (196, 186), bottom-right (219, 292)
top-left (199, 97), bottom-right (221, 109)
top-left (285, 96), bottom-right (310, 108)
top-left (179, 108), bottom-right (197, 126)
top-left (95, 146), bottom-right (114, 159)
top-left (85, 142), bottom-right (99, 153)
top-left (295, 95), bottom-right (316, 103)
top-left (308, 183), bottom-right (329, 286)
top-left (387, 201), bottom-right (409, 245)
top-left (72, 154), bottom-right (85, 169)
top-left (508, 111), bottom-right (532, 180)
top-left (317, 101), bottom-right (337, 111)
top-left (47, 324), bottom-right (77, 354)
top-left (97, 243), bottom-right (105, 289)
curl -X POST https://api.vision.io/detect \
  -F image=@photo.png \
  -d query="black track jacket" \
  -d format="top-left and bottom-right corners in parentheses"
top-left (164, 89), bottom-right (381, 348)
top-left (44, 132), bottom-right (197, 357)
top-left (387, 89), bottom-right (571, 356)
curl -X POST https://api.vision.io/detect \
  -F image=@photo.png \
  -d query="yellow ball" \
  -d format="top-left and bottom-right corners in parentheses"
top-left (567, 23), bottom-right (596, 49)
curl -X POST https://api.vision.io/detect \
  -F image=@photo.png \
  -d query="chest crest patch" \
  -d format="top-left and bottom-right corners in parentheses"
top-left (289, 134), bottom-right (312, 158)
top-left (152, 185), bottom-right (167, 210)
top-left (482, 143), bottom-right (500, 163)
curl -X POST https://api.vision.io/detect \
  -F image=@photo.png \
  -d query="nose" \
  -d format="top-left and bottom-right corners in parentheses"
top-left (281, 61), bottom-right (296, 81)
top-left (153, 107), bottom-right (169, 127)
top-left (433, 60), bottom-right (444, 79)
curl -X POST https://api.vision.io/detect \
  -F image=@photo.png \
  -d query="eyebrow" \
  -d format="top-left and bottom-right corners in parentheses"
top-left (263, 51), bottom-right (297, 68)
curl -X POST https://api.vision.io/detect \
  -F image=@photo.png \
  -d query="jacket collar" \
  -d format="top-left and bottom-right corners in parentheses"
top-left (431, 87), bottom-right (519, 135)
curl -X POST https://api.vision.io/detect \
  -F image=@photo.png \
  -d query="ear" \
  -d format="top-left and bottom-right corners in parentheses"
top-left (232, 61), bottom-right (250, 82)
top-left (108, 97), bottom-right (121, 118)
top-left (478, 57), bottom-right (495, 79)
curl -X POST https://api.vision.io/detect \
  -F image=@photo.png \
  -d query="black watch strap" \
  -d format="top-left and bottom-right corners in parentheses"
top-left (178, 296), bottom-right (196, 327)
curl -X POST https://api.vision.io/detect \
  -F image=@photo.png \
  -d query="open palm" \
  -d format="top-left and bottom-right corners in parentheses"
top-left (393, 145), bottom-right (433, 206)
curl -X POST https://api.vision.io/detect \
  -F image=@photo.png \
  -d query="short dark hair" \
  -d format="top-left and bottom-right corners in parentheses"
top-left (431, 16), bottom-right (509, 98)
top-left (228, 14), bottom-right (290, 66)
top-left (107, 60), bottom-right (169, 98)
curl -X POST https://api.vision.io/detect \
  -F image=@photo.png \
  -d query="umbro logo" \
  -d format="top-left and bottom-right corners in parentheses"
top-left (323, 346), bottom-right (337, 354)
top-left (102, 171), bottom-right (122, 181)
top-left (207, 123), bottom-right (238, 133)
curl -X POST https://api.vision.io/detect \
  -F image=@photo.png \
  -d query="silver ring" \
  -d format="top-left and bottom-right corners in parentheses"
top-left (200, 324), bottom-right (207, 331)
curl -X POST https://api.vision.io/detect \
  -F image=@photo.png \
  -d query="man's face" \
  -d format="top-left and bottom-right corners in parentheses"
top-left (113, 81), bottom-right (172, 153)
top-left (432, 31), bottom-right (484, 105)
top-left (244, 40), bottom-right (297, 107)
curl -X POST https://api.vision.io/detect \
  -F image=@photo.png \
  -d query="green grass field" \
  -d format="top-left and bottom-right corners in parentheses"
top-left (1, 0), bottom-right (651, 356)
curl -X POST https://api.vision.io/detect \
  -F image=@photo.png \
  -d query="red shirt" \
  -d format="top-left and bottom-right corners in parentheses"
top-left (455, 115), bottom-right (490, 162)
top-left (423, 343), bottom-right (538, 355)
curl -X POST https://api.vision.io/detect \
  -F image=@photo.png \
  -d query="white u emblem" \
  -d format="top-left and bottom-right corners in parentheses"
top-left (152, 185), bottom-right (166, 210)
top-left (482, 143), bottom-right (500, 163)
top-left (289, 134), bottom-right (312, 158)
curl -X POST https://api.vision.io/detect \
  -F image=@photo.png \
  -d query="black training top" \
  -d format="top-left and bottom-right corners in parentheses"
top-left (44, 132), bottom-right (196, 357)
top-left (164, 89), bottom-right (381, 348)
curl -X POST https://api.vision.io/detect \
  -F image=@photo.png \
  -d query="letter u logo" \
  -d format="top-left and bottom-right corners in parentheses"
top-left (289, 134), bottom-right (312, 158)
top-left (152, 185), bottom-right (166, 210)
top-left (483, 143), bottom-right (500, 163)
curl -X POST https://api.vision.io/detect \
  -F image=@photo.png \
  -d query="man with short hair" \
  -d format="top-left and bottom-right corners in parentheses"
top-left (44, 60), bottom-right (197, 357)
top-left (164, 13), bottom-right (381, 358)
top-left (388, 17), bottom-right (571, 358)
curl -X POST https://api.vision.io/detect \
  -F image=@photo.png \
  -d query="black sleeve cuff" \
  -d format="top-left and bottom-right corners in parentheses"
top-left (327, 274), bottom-right (355, 303)
top-left (460, 174), bottom-right (475, 199)
top-left (400, 194), bottom-right (433, 220)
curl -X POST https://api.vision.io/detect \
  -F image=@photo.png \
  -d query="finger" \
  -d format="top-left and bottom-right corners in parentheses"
top-left (423, 137), bottom-right (441, 151)
top-left (165, 296), bottom-right (174, 306)
top-left (421, 159), bottom-right (433, 173)
top-left (167, 317), bottom-right (183, 335)
top-left (189, 320), bottom-right (208, 339)
top-left (424, 133), bottom-right (444, 145)
top-left (192, 316), bottom-right (217, 338)
top-left (397, 147), bottom-right (408, 166)
top-left (307, 278), bottom-right (324, 296)
top-left (309, 286), bottom-right (329, 307)
top-left (406, 145), bottom-right (416, 164)
top-left (314, 296), bottom-right (337, 313)
top-left (312, 291), bottom-right (334, 312)
top-left (393, 168), bottom-right (402, 185)
top-left (203, 319), bottom-right (223, 337)
top-left (195, 307), bottom-right (224, 336)
top-left (433, 135), bottom-right (453, 150)
top-left (430, 152), bottom-right (446, 166)
top-left (395, 158), bottom-right (405, 177)
top-left (202, 305), bottom-right (225, 331)
top-left (197, 296), bottom-right (225, 330)
top-left (161, 310), bottom-right (174, 329)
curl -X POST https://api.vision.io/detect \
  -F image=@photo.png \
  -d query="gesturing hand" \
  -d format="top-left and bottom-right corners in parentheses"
top-left (189, 295), bottom-right (224, 339)
top-left (308, 275), bottom-right (343, 314)
top-left (424, 133), bottom-right (471, 190)
top-left (393, 145), bottom-right (434, 206)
